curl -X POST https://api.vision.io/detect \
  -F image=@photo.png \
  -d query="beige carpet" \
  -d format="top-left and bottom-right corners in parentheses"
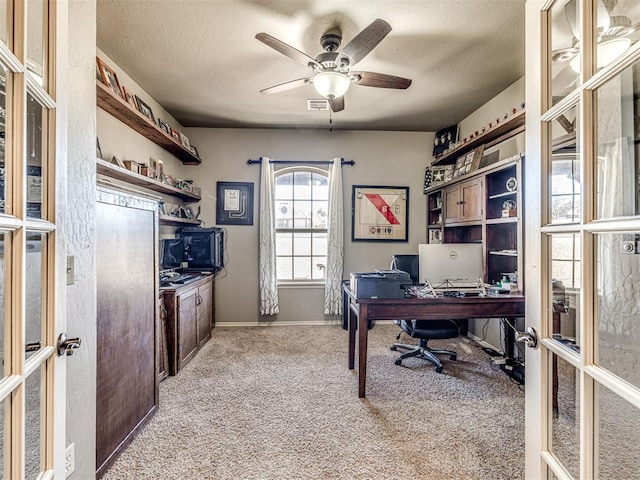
top-left (102, 324), bottom-right (524, 480)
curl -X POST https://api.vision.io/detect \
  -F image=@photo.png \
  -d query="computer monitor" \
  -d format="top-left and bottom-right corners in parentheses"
top-left (418, 243), bottom-right (483, 287)
top-left (179, 227), bottom-right (224, 271)
top-left (390, 254), bottom-right (420, 284)
top-left (160, 238), bottom-right (185, 270)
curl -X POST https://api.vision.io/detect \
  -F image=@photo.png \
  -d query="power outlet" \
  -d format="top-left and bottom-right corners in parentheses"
top-left (65, 443), bottom-right (74, 478)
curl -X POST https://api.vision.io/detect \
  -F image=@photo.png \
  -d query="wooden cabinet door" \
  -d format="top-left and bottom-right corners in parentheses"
top-left (196, 280), bottom-right (213, 348)
top-left (177, 287), bottom-right (198, 369)
top-left (443, 185), bottom-right (462, 223)
top-left (459, 178), bottom-right (483, 221)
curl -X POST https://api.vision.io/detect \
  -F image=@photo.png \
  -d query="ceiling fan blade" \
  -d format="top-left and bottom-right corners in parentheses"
top-left (329, 96), bottom-right (344, 112)
top-left (351, 71), bottom-right (412, 89)
top-left (338, 18), bottom-right (392, 67)
top-left (260, 77), bottom-right (312, 94)
top-left (255, 33), bottom-right (320, 68)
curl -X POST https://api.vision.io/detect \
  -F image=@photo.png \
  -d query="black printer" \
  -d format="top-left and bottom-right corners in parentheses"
top-left (350, 270), bottom-right (412, 299)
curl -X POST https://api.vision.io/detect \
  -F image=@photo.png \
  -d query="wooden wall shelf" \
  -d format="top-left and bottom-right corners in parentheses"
top-left (96, 158), bottom-right (201, 202)
top-left (96, 82), bottom-right (201, 165)
top-left (159, 215), bottom-right (201, 227)
top-left (432, 109), bottom-right (525, 166)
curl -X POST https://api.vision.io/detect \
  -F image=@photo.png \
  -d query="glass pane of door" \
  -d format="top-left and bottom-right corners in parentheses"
top-left (0, 231), bottom-right (5, 378)
top-left (550, 233), bottom-right (581, 352)
top-left (548, 352), bottom-right (580, 479)
top-left (595, 382), bottom-right (640, 478)
top-left (26, 0), bottom-right (45, 85)
top-left (26, 92), bottom-right (44, 220)
top-left (550, 0), bottom-right (580, 104)
top-left (0, 62), bottom-right (8, 215)
top-left (25, 232), bottom-right (44, 360)
top-left (550, 105), bottom-right (580, 225)
top-left (25, 366), bottom-right (43, 479)
top-left (595, 232), bottom-right (640, 387)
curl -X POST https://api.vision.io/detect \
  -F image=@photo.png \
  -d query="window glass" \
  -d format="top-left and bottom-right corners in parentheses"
top-left (274, 168), bottom-right (328, 281)
top-left (0, 62), bottom-right (8, 215)
top-left (25, 365), bottom-right (43, 479)
top-left (27, 0), bottom-right (45, 86)
top-left (0, 0), bottom-right (7, 45)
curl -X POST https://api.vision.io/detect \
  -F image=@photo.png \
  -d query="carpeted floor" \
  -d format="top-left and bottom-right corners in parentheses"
top-left (102, 324), bottom-right (525, 480)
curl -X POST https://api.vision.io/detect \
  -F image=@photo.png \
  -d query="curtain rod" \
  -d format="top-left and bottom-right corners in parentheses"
top-left (247, 158), bottom-right (355, 166)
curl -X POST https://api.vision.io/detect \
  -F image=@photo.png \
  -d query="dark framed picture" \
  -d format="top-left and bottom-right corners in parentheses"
top-left (134, 95), bottom-right (154, 123)
top-left (157, 118), bottom-right (170, 134)
top-left (216, 182), bottom-right (254, 226)
top-left (179, 131), bottom-right (190, 150)
top-left (96, 57), bottom-right (123, 98)
top-left (433, 124), bottom-right (459, 157)
top-left (430, 165), bottom-right (453, 186)
top-left (351, 185), bottom-right (409, 242)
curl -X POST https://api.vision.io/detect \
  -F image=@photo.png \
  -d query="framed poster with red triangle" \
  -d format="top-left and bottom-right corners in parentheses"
top-left (351, 185), bottom-right (409, 242)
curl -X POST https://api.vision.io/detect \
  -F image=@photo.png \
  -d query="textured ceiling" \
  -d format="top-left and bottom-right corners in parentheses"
top-left (96, 0), bottom-right (525, 132)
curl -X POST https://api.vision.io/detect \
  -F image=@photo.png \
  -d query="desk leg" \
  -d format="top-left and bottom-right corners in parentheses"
top-left (358, 304), bottom-right (369, 398)
top-left (348, 301), bottom-right (356, 370)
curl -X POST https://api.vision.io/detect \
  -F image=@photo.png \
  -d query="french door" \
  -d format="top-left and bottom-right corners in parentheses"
top-left (526, 0), bottom-right (640, 478)
top-left (0, 1), bottom-right (66, 478)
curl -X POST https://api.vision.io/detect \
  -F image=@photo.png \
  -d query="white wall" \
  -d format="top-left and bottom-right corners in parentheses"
top-left (67, 1), bottom-right (97, 478)
top-left (185, 128), bottom-right (432, 325)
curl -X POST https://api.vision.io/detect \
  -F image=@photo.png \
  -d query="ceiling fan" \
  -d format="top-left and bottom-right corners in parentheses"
top-left (255, 18), bottom-right (412, 112)
top-left (552, 0), bottom-right (639, 73)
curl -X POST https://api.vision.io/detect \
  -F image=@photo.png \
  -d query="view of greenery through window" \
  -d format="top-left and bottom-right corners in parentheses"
top-left (275, 169), bottom-right (328, 281)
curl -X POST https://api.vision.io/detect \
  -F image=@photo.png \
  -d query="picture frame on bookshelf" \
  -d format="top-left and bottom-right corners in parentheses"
top-left (96, 137), bottom-right (103, 160)
top-left (134, 95), bottom-right (155, 123)
top-left (433, 124), bottom-right (459, 157)
top-left (170, 128), bottom-right (180, 142)
top-left (430, 165), bottom-right (453, 186)
top-left (179, 131), bottom-right (190, 150)
top-left (122, 86), bottom-right (137, 109)
top-left (96, 57), bottom-right (123, 99)
top-left (157, 118), bottom-right (171, 135)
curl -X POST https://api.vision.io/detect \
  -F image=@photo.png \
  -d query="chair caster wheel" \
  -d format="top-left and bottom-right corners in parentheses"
top-left (395, 359), bottom-right (402, 366)
top-left (390, 346), bottom-right (398, 351)
top-left (450, 354), bottom-right (457, 361)
top-left (435, 366), bottom-right (443, 373)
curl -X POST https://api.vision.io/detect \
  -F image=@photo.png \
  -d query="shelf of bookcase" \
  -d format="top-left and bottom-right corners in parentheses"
top-left (96, 81), bottom-right (201, 165)
top-left (432, 109), bottom-right (525, 166)
top-left (96, 157), bottom-right (201, 202)
top-left (159, 215), bottom-right (201, 227)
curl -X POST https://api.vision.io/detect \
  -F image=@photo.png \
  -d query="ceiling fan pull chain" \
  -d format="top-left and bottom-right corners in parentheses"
top-left (329, 108), bottom-right (333, 133)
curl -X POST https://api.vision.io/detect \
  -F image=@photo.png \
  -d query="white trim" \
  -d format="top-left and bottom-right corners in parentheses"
top-left (277, 282), bottom-right (325, 289)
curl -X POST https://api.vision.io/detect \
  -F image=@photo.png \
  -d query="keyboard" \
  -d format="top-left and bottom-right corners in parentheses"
top-left (160, 274), bottom-right (198, 285)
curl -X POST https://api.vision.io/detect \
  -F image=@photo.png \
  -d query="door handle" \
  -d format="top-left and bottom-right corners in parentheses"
top-left (57, 333), bottom-right (82, 356)
top-left (515, 326), bottom-right (538, 349)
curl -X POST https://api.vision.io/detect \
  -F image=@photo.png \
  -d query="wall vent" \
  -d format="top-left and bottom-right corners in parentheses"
top-left (307, 99), bottom-right (329, 111)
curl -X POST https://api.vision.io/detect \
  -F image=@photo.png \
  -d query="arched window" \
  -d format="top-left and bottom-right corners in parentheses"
top-left (274, 167), bottom-right (329, 281)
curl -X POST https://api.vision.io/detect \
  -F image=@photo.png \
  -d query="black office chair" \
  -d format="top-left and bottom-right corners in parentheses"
top-left (390, 254), bottom-right (460, 373)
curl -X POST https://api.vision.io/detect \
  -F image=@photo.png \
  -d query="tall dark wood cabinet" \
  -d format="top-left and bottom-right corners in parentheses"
top-left (162, 275), bottom-right (214, 375)
top-left (96, 185), bottom-right (159, 477)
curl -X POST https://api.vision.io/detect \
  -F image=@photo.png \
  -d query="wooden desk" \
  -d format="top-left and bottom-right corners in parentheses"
top-left (343, 283), bottom-right (525, 398)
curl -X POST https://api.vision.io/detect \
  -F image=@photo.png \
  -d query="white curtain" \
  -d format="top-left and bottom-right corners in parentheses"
top-left (259, 157), bottom-right (279, 315)
top-left (324, 157), bottom-right (344, 315)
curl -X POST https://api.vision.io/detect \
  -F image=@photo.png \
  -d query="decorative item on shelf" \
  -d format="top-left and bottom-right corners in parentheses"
top-left (194, 187), bottom-right (202, 197)
top-left (123, 160), bottom-right (142, 174)
top-left (134, 95), bottom-right (155, 123)
top-left (502, 199), bottom-right (517, 218)
top-left (170, 128), bottom-right (180, 142)
top-left (179, 131), bottom-right (190, 150)
top-left (140, 164), bottom-right (155, 178)
top-left (151, 158), bottom-right (163, 180)
top-left (110, 155), bottom-right (126, 169)
top-left (158, 201), bottom-right (167, 216)
top-left (190, 145), bottom-right (199, 158)
top-left (423, 166), bottom-right (432, 193)
top-left (433, 124), bottom-right (459, 157)
top-left (505, 176), bottom-right (518, 192)
top-left (122, 87), bottom-right (136, 109)
top-left (430, 165), bottom-right (453, 186)
top-left (157, 118), bottom-right (171, 135)
top-left (96, 137), bottom-right (103, 160)
top-left (96, 57), bottom-right (123, 99)
top-left (164, 174), bottom-right (176, 187)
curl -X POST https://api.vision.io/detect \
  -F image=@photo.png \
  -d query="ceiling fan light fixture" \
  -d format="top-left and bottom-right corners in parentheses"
top-left (569, 37), bottom-right (631, 73)
top-left (313, 72), bottom-right (351, 99)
